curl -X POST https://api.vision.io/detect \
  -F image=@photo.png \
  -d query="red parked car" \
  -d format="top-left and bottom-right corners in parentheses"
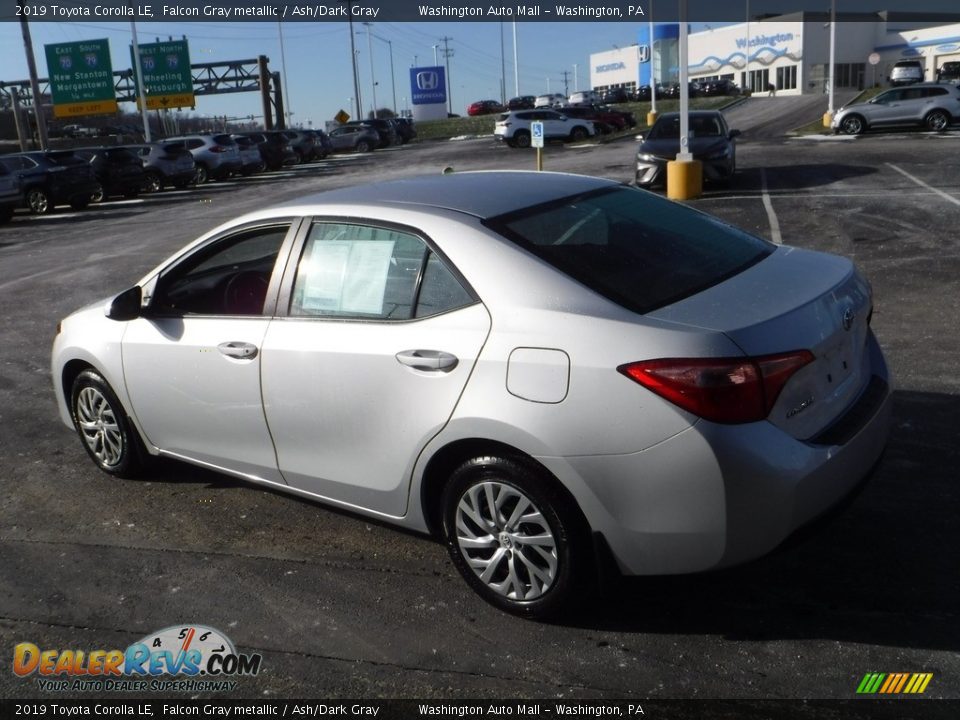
top-left (467, 100), bottom-right (506, 116)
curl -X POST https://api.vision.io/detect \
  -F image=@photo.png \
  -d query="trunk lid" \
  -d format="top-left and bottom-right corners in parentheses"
top-left (648, 246), bottom-right (873, 439)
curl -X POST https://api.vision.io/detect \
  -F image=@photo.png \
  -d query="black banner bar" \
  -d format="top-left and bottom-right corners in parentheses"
top-left (5, 0), bottom-right (960, 23)
top-left (1, 699), bottom-right (959, 720)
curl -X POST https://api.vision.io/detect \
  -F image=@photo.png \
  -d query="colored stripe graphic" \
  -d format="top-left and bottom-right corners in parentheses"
top-left (857, 673), bottom-right (933, 694)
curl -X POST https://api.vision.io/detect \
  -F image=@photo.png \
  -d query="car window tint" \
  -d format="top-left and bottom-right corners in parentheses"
top-left (415, 253), bottom-right (474, 318)
top-left (485, 186), bottom-right (773, 315)
top-left (152, 225), bottom-right (289, 316)
top-left (291, 223), bottom-right (429, 320)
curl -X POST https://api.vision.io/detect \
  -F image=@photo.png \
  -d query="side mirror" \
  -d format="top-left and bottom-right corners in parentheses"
top-left (105, 286), bottom-right (142, 321)
top-left (729, 129), bottom-right (742, 139)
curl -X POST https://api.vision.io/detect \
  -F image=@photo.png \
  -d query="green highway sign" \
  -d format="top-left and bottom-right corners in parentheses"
top-left (44, 39), bottom-right (118, 118)
top-left (131, 40), bottom-right (195, 110)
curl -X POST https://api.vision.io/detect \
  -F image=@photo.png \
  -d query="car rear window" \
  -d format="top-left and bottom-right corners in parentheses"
top-left (484, 186), bottom-right (773, 314)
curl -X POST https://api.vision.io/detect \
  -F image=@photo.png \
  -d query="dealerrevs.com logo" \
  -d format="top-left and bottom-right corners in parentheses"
top-left (13, 625), bottom-right (262, 693)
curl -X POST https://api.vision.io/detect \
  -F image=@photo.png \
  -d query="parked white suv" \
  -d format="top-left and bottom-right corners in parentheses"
top-left (889, 60), bottom-right (924, 86)
top-left (533, 93), bottom-right (566, 108)
top-left (567, 90), bottom-right (601, 106)
top-left (494, 110), bottom-right (596, 148)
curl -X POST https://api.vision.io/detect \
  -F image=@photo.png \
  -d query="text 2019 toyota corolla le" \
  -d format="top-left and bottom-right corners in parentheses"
top-left (52, 171), bottom-right (891, 618)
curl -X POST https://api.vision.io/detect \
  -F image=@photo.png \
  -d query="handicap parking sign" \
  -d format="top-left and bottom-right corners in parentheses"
top-left (531, 121), bottom-right (544, 148)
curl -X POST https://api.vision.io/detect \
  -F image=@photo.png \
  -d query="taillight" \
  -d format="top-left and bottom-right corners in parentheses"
top-left (618, 351), bottom-right (814, 424)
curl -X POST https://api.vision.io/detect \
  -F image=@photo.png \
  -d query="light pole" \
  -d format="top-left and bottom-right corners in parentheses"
top-left (348, 10), bottom-right (362, 121)
top-left (745, 0), bottom-right (751, 92)
top-left (513, 22), bottom-right (519, 96)
top-left (824, 0), bottom-right (837, 128)
top-left (368, 30), bottom-right (398, 115)
top-left (649, 0), bottom-right (657, 124)
top-left (364, 23), bottom-right (377, 118)
top-left (573, 63), bottom-right (578, 91)
top-left (278, 21), bottom-right (291, 128)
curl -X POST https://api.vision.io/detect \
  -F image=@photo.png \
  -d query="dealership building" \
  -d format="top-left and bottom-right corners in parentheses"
top-left (589, 12), bottom-right (960, 96)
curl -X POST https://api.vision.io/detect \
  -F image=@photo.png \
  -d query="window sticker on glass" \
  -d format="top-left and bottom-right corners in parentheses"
top-left (300, 239), bottom-right (395, 315)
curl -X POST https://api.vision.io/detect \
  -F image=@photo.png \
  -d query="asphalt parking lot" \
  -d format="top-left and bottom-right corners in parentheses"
top-left (0, 128), bottom-right (958, 705)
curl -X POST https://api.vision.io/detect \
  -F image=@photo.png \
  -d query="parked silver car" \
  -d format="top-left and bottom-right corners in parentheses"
top-left (327, 124), bottom-right (379, 153)
top-left (832, 83), bottom-right (960, 134)
top-left (164, 134), bottom-right (242, 184)
top-left (52, 172), bottom-right (891, 618)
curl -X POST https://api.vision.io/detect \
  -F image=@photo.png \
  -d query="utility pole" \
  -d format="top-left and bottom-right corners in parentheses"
top-left (439, 36), bottom-right (454, 115)
top-left (19, 12), bottom-right (48, 150)
top-left (561, 70), bottom-right (571, 97)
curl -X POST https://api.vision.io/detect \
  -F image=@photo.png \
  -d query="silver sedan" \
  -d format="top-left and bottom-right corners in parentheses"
top-left (52, 172), bottom-right (892, 618)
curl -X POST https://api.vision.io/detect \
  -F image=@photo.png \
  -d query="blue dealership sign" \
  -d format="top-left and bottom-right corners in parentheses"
top-left (410, 66), bottom-right (447, 105)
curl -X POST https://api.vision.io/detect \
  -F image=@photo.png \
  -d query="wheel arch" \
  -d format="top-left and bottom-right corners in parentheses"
top-left (418, 437), bottom-right (592, 540)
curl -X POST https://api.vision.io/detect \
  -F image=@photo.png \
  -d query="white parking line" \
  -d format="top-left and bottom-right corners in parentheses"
top-left (887, 163), bottom-right (960, 207)
top-left (760, 167), bottom-right (783, 244)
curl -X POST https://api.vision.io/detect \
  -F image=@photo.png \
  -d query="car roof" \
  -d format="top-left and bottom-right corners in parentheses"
top-left (277, 171), bottom-right (618, 219)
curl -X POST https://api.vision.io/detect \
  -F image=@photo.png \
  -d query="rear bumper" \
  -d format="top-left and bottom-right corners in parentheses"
top-left (539, 336), bottom-right (892, 576)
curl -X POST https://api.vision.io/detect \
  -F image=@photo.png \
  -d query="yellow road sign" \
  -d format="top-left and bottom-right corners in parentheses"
top-left (335, 109), bottom-right (350, 124)
top-left (53, 100), bottom-right (119, 119)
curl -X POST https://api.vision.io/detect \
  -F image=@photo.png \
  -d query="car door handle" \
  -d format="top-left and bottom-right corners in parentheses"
top-left (218, 341), bottom-right (258, 360)
top-left (395, 349), bottom-right (458, 372)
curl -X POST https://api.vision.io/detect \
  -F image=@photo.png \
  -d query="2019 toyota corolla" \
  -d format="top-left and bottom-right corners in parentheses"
top-left (52, 171), bottom-right (891, 618)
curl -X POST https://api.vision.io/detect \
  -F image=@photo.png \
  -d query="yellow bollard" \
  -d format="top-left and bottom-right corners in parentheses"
top-left (822, 111), bottom-right (834, 129)
top-left (666, 159), bottom-right (703, 200)
top-left (646, 109), bottom-right (659, 127)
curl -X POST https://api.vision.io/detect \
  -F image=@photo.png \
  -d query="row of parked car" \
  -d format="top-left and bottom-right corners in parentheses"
top-left (0, 119), bottom-right (416, 222)
top-left (470, 80), bottom-right (742, 118)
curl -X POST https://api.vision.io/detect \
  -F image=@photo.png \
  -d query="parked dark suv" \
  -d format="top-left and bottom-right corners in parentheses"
top-left (234, 131), bottom-right (298, 170)
top-left (74, 146), bottom-right (147, 201)
top-left (0, 150), bottom-right (99, 214)
top-left (0, 162), bottom-right (21, 223)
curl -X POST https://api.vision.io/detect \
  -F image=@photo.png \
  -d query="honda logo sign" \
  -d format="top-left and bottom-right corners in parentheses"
top-left (410, 66), bottom-right (447, 105)
top-left (417, 71), bottom-right (439, 91)
top-left (637, 45), bottom-right (651, 63)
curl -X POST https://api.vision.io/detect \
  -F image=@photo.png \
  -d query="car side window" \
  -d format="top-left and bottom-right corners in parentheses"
top-left (151, 224), bottom-right (289, 316)
top-left (290, 222), bottom-right (473, 320)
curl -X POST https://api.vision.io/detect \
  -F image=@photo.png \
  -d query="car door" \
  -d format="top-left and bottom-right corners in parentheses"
top-left (121, 220), bottom-right (299, 482)
top-left (866, 89), bottom-right (906, 126)
top-left (260, 219), bottom-right (491, 517)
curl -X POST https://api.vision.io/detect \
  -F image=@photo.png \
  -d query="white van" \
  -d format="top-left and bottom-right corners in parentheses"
top-left (890, 60), bottom-right (924, 86)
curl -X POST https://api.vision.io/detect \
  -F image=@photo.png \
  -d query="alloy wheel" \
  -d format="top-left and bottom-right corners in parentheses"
top-left (75, 386), bottom-right (124, 468)
top-left (454, 481), bottom-right (558, 601)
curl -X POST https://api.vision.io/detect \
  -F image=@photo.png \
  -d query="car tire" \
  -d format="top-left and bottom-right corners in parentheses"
top-left (840, 114), bottom-right (866, 135)
top-left (69, 196), bottom-right (91, 211)
top-left (441, 455), bottom-right (588, 620)
top-left (355, 140), bottom-right (372, 153)
top-left (513, 131), bottom-right (531, 148)
top-left (143, 171), bottom-right (163, 193)
top-left (90, 185), bottom-right (105, 203)
top-left (194, 164), bottom-right (209, 185)
top-left (26, 187), bottom-right (53, 215)
top-left (569, 126), bottom-right (589, 142)
top-left (70, 369), bottom-right (147, 478)
top-left (924, 110), bottom-right (950, 131)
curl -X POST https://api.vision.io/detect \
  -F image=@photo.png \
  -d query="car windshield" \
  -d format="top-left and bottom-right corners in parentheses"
top-left (485, 186), bottom-right (773, 314)
top-left (649, 115), bottom-right (723, 139)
